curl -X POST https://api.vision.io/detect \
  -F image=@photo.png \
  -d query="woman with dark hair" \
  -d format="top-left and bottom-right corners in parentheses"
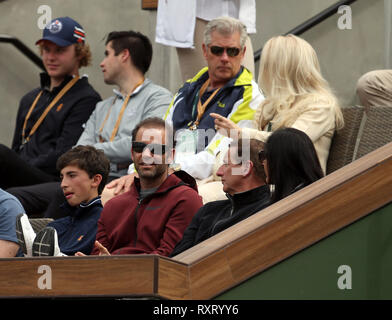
top-left (262, 127), bottom-right (324, 203)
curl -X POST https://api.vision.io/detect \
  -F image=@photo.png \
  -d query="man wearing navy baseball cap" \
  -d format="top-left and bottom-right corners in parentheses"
top-left (0, 17), bottom-right (101, 190)
top-left (36, 16), bottom-right (86, 47)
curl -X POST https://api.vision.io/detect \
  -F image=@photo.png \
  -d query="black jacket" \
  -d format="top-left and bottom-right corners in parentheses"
top-left (12, 73), bottom-right (101, 176)
top-left (170, 184), bottom-right (271, 257)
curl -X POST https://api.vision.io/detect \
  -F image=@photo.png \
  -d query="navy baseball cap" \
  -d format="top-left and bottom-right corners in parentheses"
top-left (36, 16), bottom-right (85, 47)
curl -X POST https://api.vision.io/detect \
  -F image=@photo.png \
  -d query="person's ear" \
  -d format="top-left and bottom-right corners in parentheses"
top-left (238, 45), bottom-right (246, 64)
top-left (165, 148), bottom-right (175, 164)
top-left (242, 160), bottom-right (253, 177)
top-left (202, 43), bottom-right (208, 60)
top-left (92, 174), bottom-right (103, 189)
top-left (241, 45), bottom-right (246, 59)
top-left (120, 48), bottom-right (130, 63)
top-left (131, 148), bottom-right (135, 162)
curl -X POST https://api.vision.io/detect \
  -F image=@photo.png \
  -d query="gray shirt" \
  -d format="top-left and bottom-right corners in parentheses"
top-left (77, 79), bottom-right (173, 177)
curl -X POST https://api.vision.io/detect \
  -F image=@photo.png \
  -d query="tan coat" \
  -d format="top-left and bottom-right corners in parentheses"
top-left (239, 100), bottom-right (338, 174)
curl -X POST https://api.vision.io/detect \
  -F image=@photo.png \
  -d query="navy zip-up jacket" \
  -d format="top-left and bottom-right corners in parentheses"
top-left (48, 197), bottom-right (102, 255)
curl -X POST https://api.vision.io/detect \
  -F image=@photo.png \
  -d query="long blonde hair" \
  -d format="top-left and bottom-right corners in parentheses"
top-left (257, 34), bottom-right (344, 130)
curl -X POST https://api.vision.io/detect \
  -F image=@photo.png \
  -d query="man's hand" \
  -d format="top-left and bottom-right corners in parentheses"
top-left (105, 173), bottom-right (136, 195)
top-left (75, 241), bottom-right (110, 256)
top-left (210, 113), bottom-right (241, 138)
top-left (94, 241), bottom-right (110, 255)
top-left (101, 173), bottom-right (137, 205)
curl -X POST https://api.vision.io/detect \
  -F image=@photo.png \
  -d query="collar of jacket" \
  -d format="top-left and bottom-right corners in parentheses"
top-left (132, 170), bottom-right (198, 199)
top-left (112, 78), bottom-right (149, 100)
top-left (60, 196), bottom-right (102, 218)
top-left (226, 184), bottom-right (270, 206)
top-left (188, 66), bottom-right (253, 89)
top-left (39, 72), bottom-right (83, 94)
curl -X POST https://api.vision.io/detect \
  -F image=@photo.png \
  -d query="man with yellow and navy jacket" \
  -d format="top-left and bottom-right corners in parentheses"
top-left (162, 17), bottom-right (264, 205)
top-left (164, 64), bottom-right (263, 180)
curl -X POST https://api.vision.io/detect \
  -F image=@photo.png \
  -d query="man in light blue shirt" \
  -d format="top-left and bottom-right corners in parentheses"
top-left (0, 188), bottom-right (24, 257)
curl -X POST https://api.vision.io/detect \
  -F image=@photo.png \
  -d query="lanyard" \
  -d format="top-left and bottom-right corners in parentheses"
top-left (189, 79), bottom-right (220, 130)
top-left (22, 76), bottom-right (80, 144)
top-left (98, 96), bottom-right (117, 142)
top-left (99, 79), bottom-right (144, 142)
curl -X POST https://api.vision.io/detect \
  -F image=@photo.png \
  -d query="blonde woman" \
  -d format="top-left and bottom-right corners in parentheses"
top-left (212, 34), bottom-right (344, 174)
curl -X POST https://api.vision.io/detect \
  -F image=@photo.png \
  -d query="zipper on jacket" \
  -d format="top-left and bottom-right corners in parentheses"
top-left (210, 195), bottom-right (235, 236)
top-left (133, 198), bottom-right (143, 246)
top-left (132, 180), bottom-right (188, 247)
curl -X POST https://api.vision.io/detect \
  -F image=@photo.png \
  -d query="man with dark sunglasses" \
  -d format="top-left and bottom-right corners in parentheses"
top-left (106, 16), bottom-right (264, 204)
top-left (76, 118), bottom-right (203, 256)
top-left (208, 45), bottom-right (241, 57)
top-left (131, 141), bottom-right (168, 156)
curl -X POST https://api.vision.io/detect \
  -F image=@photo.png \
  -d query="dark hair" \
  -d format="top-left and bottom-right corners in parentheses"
top-left (231, 138), bottom-right (266, 183)
top-left (132, 117), bottom-right (175, 148)
top-left (265, 127), bottom-right (324, 203)
top-left (56, 145), bottom-right (110, 194)
top-left (106, 30), bottom-right (152, 74)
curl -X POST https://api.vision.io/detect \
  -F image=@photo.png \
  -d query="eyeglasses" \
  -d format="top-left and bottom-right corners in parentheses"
top-left (258, 150), bottom-right (266, 161)
top-left (132, 142), bottom-right (167, 156)
top-left (209, 45), bottom-right (241, 57)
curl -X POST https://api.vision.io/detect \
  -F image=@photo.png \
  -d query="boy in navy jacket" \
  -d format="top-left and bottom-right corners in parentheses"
top-left (16, 145), bottom-right (110, 256)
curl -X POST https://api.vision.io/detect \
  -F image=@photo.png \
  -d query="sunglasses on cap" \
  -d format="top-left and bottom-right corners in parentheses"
top-left (132, 142), bottom-right (167, 156)
top-left (209, 45), bottom-right (241, 57)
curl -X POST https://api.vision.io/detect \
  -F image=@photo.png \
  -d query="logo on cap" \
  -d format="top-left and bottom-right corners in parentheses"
top-left (47, 19), bottom-right (62, 34)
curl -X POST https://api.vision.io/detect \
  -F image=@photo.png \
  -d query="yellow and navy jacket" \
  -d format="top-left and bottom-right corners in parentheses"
top-left (164, 66), bottom-right (264, 180)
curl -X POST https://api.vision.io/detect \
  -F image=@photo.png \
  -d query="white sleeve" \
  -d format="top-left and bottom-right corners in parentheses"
top-left (177, 150), bottom-right (216, 180)
top-left (175, 131), bottom-right (232, 180)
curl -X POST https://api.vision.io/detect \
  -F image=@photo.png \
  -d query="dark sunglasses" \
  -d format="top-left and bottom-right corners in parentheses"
top-left (132, 142), bottom-right (167, 155)
top-left (209, 45), bottom-right (241, 57)
top-left (258, 150), bottom-right (266, 161)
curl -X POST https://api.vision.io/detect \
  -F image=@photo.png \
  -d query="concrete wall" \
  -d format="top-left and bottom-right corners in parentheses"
top-left (0, 0), bottom-right (387, 146)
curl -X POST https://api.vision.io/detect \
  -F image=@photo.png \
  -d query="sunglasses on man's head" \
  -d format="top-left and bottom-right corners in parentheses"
top-left (209, 45), bottom-right (241, 57)
top-left (132, 142), bottom-right (167, 155)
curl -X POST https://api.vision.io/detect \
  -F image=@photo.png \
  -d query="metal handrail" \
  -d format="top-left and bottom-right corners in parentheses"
top-left (0, 0), bottom-right (358, 70)
top-left (0, 34), bottom-right (44, 70)
top-left (254, 0), bottom-right (358, 62)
